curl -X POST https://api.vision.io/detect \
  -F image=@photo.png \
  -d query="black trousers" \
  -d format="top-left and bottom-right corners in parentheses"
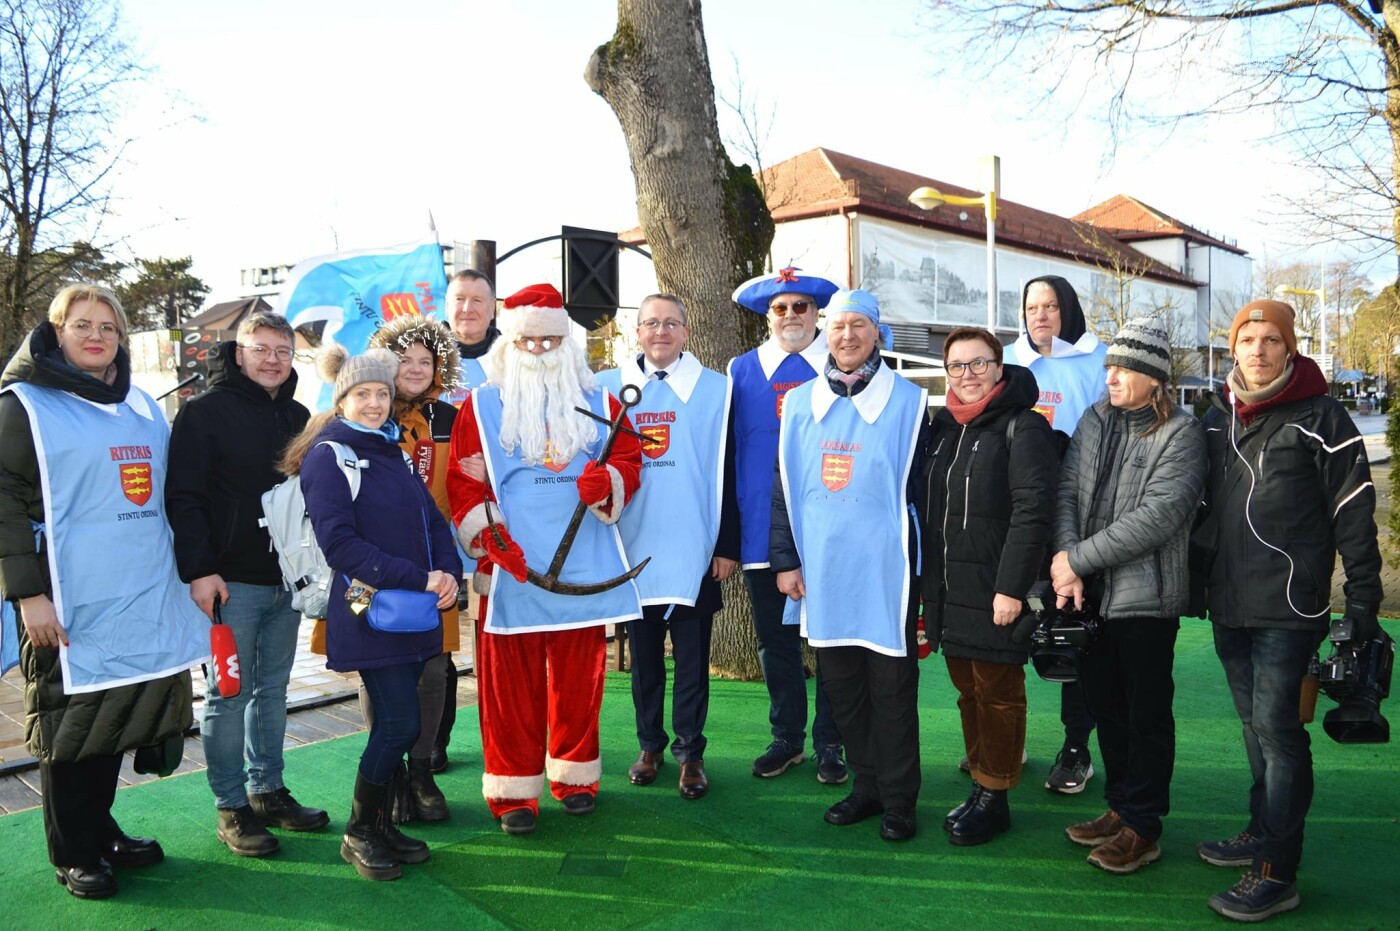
top-left (41, 752), bottom-right (125, 868)
top-left (1060, 679), bottom-right (1096, 749)
top-left (1080, 615), bottom-right (1178, 841)
top-left (815, 608), bottom-right (921, 810)
top-left (629, 604), bottom-right (713, 763)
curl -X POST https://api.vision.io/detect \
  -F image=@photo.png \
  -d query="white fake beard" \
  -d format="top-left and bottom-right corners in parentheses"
top-left (494, 337), bottom-right (599, 466)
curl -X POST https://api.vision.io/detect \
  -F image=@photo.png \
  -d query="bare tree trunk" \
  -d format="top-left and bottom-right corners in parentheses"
top-left (586, 0), bottom-right (773, 679)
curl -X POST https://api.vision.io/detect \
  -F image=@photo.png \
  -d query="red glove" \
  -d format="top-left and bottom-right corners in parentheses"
top-left (916, 617), bottom-right (933, 660)
top-left (576, 461), bottom-right (613, 506)
top-left (210, 622), bottom-right (242, 698)
top-left (482, 523), bottom-right (529, 583)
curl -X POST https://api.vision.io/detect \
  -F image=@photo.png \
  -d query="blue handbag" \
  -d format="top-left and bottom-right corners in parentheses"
top-left (366, 588), bottom-right (441, 634)
top-left (352, 507), bottom-right (442, 635)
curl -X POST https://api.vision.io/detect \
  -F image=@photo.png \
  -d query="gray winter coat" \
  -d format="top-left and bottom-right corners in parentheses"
top-left (1054, 399), bottom-right (1206, 619)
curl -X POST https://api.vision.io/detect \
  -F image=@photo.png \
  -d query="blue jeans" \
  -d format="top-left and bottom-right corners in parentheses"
top-left (358, 661), bottom-right (425, 784)
top-left (1213, 625), bottom-right (1323, 882)
top-left (202, 582), bottom-right (301, 809)
top-left (743, 568), bottom-right (839, 750)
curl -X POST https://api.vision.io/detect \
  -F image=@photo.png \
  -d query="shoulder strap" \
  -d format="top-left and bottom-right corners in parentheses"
top-left (317, 440), bottom-right (364, 501)
top-left (1004, 413), bottom-right (1017, 448)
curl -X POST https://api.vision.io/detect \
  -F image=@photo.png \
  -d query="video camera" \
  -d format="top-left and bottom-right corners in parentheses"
top-left (1315, 614), bottom-right (1393, 744)
top-left (1023, 581), bottom-right (1105, 683)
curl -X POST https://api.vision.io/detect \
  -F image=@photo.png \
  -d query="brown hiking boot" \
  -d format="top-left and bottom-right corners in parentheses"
top-left (1065, 809), bottom-right (1123, 847)
top-left (1087, 827), bottom-right (1161, 874)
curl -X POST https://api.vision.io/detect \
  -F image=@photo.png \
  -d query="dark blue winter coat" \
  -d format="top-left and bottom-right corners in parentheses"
top-left (301, 417), bottom-right (463, 672)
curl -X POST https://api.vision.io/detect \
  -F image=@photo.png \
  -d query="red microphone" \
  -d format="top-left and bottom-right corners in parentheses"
top-left (210, 596), bottom-right (241, 699)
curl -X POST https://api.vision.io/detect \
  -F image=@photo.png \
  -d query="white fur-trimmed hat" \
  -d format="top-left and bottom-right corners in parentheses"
top-left (499, 283), bottom-right (569, 338)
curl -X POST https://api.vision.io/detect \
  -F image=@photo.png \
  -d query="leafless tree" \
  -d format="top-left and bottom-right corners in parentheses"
top-left (0, 0), bottom-right (141, 362)
top-left (586, 0), bottom-right (774, 678)
top-left (920, 2), bottom-right (1400, 269)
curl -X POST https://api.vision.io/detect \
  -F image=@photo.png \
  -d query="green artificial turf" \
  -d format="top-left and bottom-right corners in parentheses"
top-left (0, 617), bottom-right (1395, 929)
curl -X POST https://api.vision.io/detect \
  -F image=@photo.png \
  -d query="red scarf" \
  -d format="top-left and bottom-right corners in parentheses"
top-left (946, 380), bottom-right (1006, 425)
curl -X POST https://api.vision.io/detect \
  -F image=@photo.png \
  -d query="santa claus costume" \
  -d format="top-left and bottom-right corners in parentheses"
top-left (447, 283), bottom-right (642, 833)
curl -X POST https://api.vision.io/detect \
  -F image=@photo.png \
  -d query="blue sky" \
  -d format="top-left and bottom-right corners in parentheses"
top-left (103, 0), bottom-right (1346, 301)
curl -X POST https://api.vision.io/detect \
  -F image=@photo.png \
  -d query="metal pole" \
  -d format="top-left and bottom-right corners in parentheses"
top-left (468, 240), bottom-right (497, 287)
top-left (981, 155), bottom-right (1001, 333)
top-left (986, 202), bottom-right (997, 332)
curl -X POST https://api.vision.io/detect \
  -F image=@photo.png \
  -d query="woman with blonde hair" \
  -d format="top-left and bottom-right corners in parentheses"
top-left (280, 346), bottom-right (462, 881)
top-left (0, 285), bottom-right (206, 899)
top-left (367, 315), bottom-right (462, 820)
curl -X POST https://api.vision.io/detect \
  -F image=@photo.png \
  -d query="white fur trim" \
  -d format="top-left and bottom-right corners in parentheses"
top-left (482, 771), bottom-right (545, 801)
top-left (546, 754), bottom-right (602, 786)
top-left (501, 305), bottom-right (570, 338)
top-left (472, 570), bottom-right (493, 596)
top-left (585, 463), bottom-right (626, 525)
top-left (456, 501), bottom-right (501, 558)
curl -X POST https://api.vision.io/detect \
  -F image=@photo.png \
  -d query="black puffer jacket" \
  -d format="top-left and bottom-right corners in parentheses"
top-left (1194, 357), bottom-right (1382, 630)
top-left (918, 365), bottom-right (1059, 664)
top-left (0, 324), bottom-right (193, 763)
top-left (166, 341), bottom-right (309, 585)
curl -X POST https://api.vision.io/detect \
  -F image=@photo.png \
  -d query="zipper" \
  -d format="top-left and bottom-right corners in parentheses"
top-left (961, 439), bottom-right (980, 530)
top-left (941, 425), bottom-right (967, 589)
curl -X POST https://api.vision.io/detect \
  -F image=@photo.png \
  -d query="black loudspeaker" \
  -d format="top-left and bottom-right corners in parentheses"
top-left (562, 226), bottom-right (621, 331)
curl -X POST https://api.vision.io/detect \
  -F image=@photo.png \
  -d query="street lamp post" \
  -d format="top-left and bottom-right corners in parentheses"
top-left (1275, 274), bottom-right (1328, 378)
top-left (908, 155), bottom-right (1001, 333)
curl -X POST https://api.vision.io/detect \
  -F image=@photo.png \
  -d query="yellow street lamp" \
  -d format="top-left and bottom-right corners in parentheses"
top-left (1274, 278), bottom-right (1328, 376)
top-left (908, 155), bottom-right (1001, 333)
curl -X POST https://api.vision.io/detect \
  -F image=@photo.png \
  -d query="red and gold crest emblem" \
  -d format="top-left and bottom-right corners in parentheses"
top-left (776, 393), bottom-right (787, 420)
top-left (821, 454), bottom-right (853, 492)
top-left (640, 424), bottom-right (670, 460)
top-left (1033, 403), bottom-right (1055, 426)
top-left (542, 439), bottom-right (571, 474)
top-left (120, 462), bottom-right (152, 506)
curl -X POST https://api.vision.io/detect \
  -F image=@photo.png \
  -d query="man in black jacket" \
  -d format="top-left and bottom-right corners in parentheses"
top-left (1194, 299), bottom-right (1384, 923)
top-left (166, 311), bottom-right (328, 857)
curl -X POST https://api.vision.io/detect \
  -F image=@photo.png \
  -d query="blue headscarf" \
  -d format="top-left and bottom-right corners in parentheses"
top-left (827, 289), bottom-right (894, 350)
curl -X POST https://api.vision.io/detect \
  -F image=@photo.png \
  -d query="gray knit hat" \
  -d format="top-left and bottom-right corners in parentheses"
top-left (317, 344), bottom-right (399, 406)
top-left (1105, 317), bottom-right (1171, 384)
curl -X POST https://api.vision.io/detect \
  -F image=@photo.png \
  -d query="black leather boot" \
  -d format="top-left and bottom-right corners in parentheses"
top-left (406, 757), bottom-right (449, 822)
top-left (380, 764), bottom-right (430, 864)
top-left (340, 774), bottom-right (402, 881)
top-left (949, 787), bottom-right (1010, 846)
top-left (944, 782), bottom-right (985, 832)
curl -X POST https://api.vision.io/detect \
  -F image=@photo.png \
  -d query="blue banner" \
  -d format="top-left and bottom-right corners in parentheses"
top-left (279, 236), bottom-right (448, 408)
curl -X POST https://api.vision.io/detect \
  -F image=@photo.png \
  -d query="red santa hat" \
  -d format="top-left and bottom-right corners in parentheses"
top-left (500, 283), bottom-right (570, 337)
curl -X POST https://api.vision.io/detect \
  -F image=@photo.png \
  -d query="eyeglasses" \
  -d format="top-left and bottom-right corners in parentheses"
top-left (639, 319), bottom-right (685, 332)
top-left (769, 300), bottom-right (812, 317)
top-left (514, 335), bottom-right (565, 352)
top-left (239, 344), bottom-right (294, 362)
top-left (946, 358), bottom-right (995, 377)
top-left (64, 320), bottom-right (119, 340)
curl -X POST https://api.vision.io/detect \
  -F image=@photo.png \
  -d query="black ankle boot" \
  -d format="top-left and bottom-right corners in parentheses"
top-left (341, 774), bottom-right (402, 881)
top-left (407, 757), bottom-right (449, 822)
top-left (944, 782), bottom-right (985, 832)
top-left (380, 764), bottom-right (430, 864)
top-left (949, 787), bottom-right (1010, 846)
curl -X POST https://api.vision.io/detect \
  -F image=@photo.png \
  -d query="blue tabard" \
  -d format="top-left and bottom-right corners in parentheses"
top-left (2, 382), bottom-right (209, 693)
top-left (598, 354), bottom-right (730, 607)
top-left (729, 334), bottom-right (826, 569)
top-left (441, 356), bottom-right (488, 409)
top-left (777, 366), bottom-right (926, 656)
top-left (473, 384), bottom-right (642, 632)
top-left (1011, 334), bottom-right (1107, 438)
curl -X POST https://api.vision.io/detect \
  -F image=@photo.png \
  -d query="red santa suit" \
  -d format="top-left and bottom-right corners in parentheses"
top-left (446, 284), bottom-right (642, 821)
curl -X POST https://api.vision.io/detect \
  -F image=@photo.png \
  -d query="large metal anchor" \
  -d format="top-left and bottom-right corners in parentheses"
top-left (486, 382), bottom-right (651, 596)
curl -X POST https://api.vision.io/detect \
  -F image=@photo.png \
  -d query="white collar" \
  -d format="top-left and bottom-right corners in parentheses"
top-left (67, 386), bottom-right (155, 420)
top-left (756, 330), bottom-right (828, 380)
top-left (810, 360), bottom-right (896, 424)
top-left (1011, 330), bottom-right (1101, 365)
top-left (620, 351), bottom-right (702, 403)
